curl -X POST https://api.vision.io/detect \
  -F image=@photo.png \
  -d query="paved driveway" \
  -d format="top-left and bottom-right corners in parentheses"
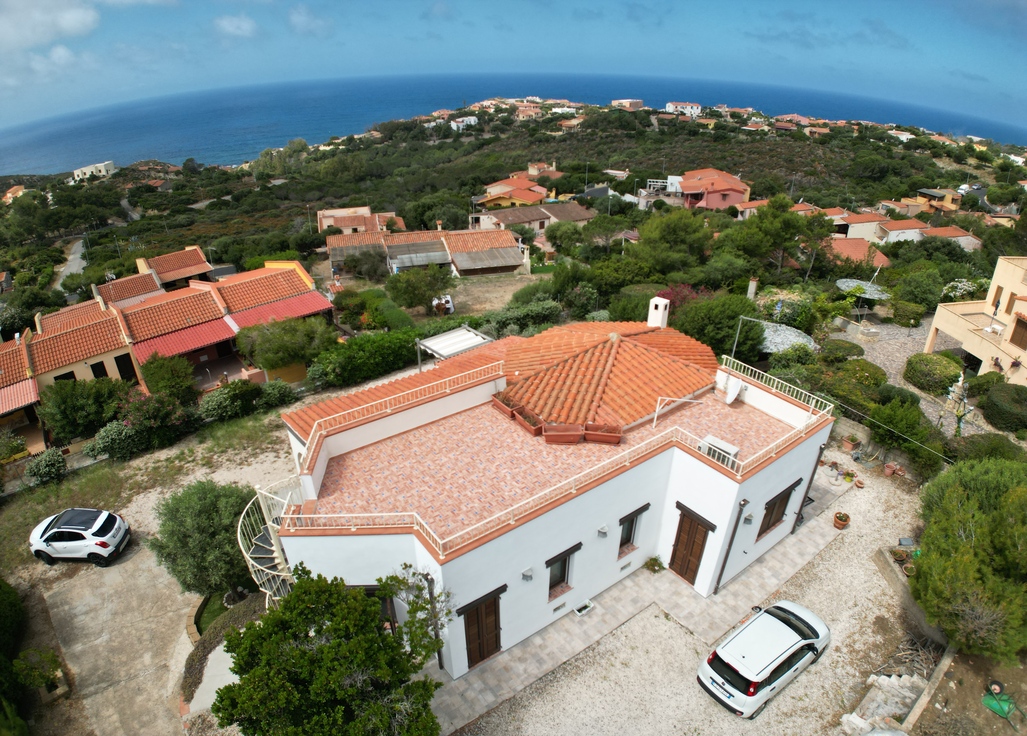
top-left (43, 544), bottom-right (195, 736)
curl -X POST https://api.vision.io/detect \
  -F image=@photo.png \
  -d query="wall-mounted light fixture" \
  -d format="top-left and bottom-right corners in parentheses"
top-left (597, 525), bottom-right (609, 538)
top-left (521, 568), bottom-right (533, 581)
top-left (742, 513), bottom-right (754, 525)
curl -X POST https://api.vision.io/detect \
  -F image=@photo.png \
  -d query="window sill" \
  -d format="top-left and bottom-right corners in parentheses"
top-left (548, 582), bottom-right (572, 602)
top-left (617, 543), bottom-right (638, 560)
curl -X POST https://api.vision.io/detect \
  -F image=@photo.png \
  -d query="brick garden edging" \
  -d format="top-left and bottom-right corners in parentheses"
top-left (186, 595), bottom-right (210, 645)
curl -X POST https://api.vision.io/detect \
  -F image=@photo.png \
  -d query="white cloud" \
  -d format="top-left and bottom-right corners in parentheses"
top-left (289, 4), bottom-right (331, 37)
top-left (28, 44), bottom-right (80, 77)
top-left (0, 0), bottom-right (99, 53)
top-left (420, 2), bottom-right (453, 21)
top-left (214, 13), bottom-right (257, 38)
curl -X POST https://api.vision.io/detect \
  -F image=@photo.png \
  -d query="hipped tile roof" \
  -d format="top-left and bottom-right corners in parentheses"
top-left (880, 219), bottom-right (929, 232)
top-left (0, 338), bottom-right (31, 389)
top-left (827, 238), bottom-right (891, 268)
top-left (444, 230), bottom-right (519, 253)
top-left (37, 300), bottom-right (103, 333)
top-left (133, 319), bottom-right (237, 363)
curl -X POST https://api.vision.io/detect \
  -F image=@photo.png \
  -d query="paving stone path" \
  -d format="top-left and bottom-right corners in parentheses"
top-left (834, 319), bottom-right (988, 437)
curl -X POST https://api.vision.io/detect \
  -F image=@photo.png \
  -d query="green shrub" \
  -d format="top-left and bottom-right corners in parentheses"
top-left (121, 392), bottom-right (200, 449)
top-left (199, 380), bottom-right (263, 422)
top-left (563, 283), bottom-right (599, 319)
top-left (837, 358), bottom-right (887, 388)
top-left (869, 400), bottom-right (945, 478)
top-left (896, 269), bottom-right (944, 311)
top-left (904, 353), bottom-right (962, 395)
top-left (236, 317), bottom-right (339, 371)
top-left (825, 379), bottom-right (877, 422)
top-left (481, 301), bottom-right (562, 332)
top-left (508, 280), bottom-right (555, 306)
top-left (1017, 429), bottom-right (1027, 442)
top-left (819, 339), bottom-right (864, 365)
top-left (378, 306), bottom-right (414, 330)
top-left (944, 433), bottom-right (1025, 463)
top-left (585, 309), bottom-right (610, 322)
top-left (876, 383), bottom-right (920, 407)
top-left (937, 350), bottom-right (964, 367)
top-left (0, 662), bottom-right (22, 721)
top-left (978, 383), bottom-right (1027, 432)
top-left (769, 344), bottom-right (817, 371)
top-left (965, 371), bottom-right (1004, 398)
top-left (26, 448), bottom-right (66, 485)
top-left (37, 378), bottom-right (132, 444)
top-left (607, 291), bottom-right (651, 321)
top-left (332, 288), bottom-right (364, 327)
top-left (256, 380), bottom-right (297, 411)
top-left (84, 421), bottom-right (141, 461)
top-left (140, 354), bottom-right (200, 406)
top-left (891, 300), bottom-right (927, 328)
top-left (182, 593), bottom-right (265, 703)
top-left (0, 696), bottom-right (28, 736)
top-left (420, 315), bottom-right (484, 337)
top-left (0, 577), bottom-right (23, 660)
top-left (0, 426), bottom-right (26, 463)
top-left (313, 329), bottom-right (420, 388)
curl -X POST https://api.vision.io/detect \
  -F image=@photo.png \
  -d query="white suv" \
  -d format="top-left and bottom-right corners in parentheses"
top-left (696, 600), bottom-right (830, 718)
top-left (29, 508), bottom-right (131, 567)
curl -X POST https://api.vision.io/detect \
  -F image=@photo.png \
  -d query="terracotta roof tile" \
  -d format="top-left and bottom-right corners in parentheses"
top-left (0, 378), bottom-right (38, 414)
top-left (628, 328), bottom-right (721, 371)
top-left (827, 238), bottom-right (891, 268)
top-left (444, 230), bottom-right (520, 253)
top-left (880, 219), bottom-right (928, 231)
top-left (842, 213), bottom-right (888, 224)
top-left (229, 291), bottom-right (333, 329)
top-left (97, 272), bottom-right (163, 304)
top-left (923, 226), bottom-right (973, 239)
top-left (133, 319), bottom-right (237, 363)
top-left (211, 268), bottom-right (311, 312)
top-left (37, 300), bottom-right (104, 333)
top-left (121, 288), bottom-right (223, 341)
top-left (29, 314), bottom-right (127, 374)
top-left (145, 247), bottom-right (212, 282)
top-left (736, 199), bottom-right (770, 211)
top-left (0, 339), bottom-right (31, 389)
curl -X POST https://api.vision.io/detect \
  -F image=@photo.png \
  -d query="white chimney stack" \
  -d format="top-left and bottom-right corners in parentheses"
top-left (747, 277), bottom-right (759, 301)
top-left (648, 296), bottom-right (670, 329)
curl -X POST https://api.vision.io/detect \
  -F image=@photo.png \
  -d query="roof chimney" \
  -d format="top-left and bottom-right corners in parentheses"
top-left (647, 296), bottom-right (670, 329)
top-left (34, 312), bottom-right (43, 335)
top-left (436, 219), bottom-right (443, 231)
top-left (747, 277), bottom-right (759, 301)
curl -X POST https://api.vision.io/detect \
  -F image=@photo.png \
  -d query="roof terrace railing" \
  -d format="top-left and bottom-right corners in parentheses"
top-left (300, 361), bottom-right (505, 472)
top-left (282, 396), bottom-right (833, 557)
top-left (719, 355), bottom-right (835, 417)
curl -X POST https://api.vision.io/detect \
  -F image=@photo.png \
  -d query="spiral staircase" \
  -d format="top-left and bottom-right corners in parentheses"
top-left (238, 478), bottom-right (300, 607)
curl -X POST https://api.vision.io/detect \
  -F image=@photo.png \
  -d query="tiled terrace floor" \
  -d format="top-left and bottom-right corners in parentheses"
top-left (426, 475), bottom-right (846, 735)
top-left (316, 394), bottom-right (796, 540)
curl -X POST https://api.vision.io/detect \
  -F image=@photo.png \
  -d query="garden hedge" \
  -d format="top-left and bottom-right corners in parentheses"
top-left (819, 339), bottom-right (864, 365)
top-left (903, 353), bottom-right (962, 395)
top-left (876, 383), bottom-right (920, 407)
top-left (890, 300), bottom-right (926, 328)
top-left (182, 593), bottom-right (264, 703)
top-left (965, 371), bottom-right (1004, 398)
top-left (978, 383), bottom-right (1027, 432)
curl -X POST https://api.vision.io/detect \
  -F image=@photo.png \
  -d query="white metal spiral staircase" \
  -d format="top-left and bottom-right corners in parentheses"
top-left (238, 477), bottom-right (300, 607)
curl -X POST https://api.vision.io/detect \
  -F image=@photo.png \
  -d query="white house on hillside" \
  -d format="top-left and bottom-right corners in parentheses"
top-left (665, 101), bottom-right (701, 117)
top-left (240, 300), bottom-right (834, 679)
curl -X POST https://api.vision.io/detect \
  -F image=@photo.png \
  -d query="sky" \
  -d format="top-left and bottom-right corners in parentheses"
top-left (1, 0), bottom-right (1026, 131)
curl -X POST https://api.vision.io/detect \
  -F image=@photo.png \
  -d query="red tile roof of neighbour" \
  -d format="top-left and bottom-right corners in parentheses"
top-left (0, 339), bottom-right (31, 390)
top-left (490, 177), bottom-right (544, 192)
top-left (326, 231), bottom-right (388, 249)
top-left (132, 319), bottom-right (237, 363)
top-left (0, 378), bottom-right (38, 415)
top-left (208, 267), bottom-right (312, 312)
top-left (736, 199), bottom-right (770, 211)
top-left (144, 246), bottom-right (212, 282)
top-left (819, 207), bottom-right (849, 217)
top-left (97, 272), bottom-right (163, 304)
top-left (120, 288), bottom-right (223, 341)
top-left (924, 226), bottom-right (975, 239)
top-left (229, 291), bottom-right (333, 329)
top-left (444, 230), bottom-right (520, 253)
top-left (827, 238), bottom-right (891, 268)
top-left (37, 300), bottom-right (104, 333)
top-left (879, 219), bottom-right (929, 231)
top-left (28, 314), bottom-right (127, 374)
top-left (790, 203), bottom-right (818, 213)
top-left (481, 189), bottom-right (546, 205)
top-left (281, 337), bottom-right (521, 439)
top-left (842, 213), bottom-right (888, 224)
top-left (679, 168), bottom-right (748, 195)
top-left (501, 329), bottom-right (715, 427)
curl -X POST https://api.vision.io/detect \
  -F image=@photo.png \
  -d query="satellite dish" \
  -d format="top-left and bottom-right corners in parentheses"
top-left (725, 376), bottom-right (742, 405)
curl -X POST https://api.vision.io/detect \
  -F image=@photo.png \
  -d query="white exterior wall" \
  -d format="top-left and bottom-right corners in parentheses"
top-left (880, 228), bottom-right (926, 244)
top-left (715, 371), bottom-right (811, 429)
top-left (845, 221), bottom-right (885, 241)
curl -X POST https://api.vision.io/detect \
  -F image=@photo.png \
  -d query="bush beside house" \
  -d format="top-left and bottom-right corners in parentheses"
top-left (903, 353), bottom-right (962, 395)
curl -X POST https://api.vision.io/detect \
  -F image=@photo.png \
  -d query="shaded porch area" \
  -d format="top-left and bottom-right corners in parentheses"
top-left (192, 354), bottom-right (250, 392)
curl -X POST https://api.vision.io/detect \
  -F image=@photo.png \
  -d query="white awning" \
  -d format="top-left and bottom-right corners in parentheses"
top-left (416, 325), bottom-right (493, 360)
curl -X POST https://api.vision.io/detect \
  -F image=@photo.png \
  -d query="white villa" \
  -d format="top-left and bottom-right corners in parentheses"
top-left (240, 299), bottom-right (834, 678)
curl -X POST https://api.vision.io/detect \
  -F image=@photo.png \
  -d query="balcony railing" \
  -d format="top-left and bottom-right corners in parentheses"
top-left (719, 356), bottom-right (836, 416)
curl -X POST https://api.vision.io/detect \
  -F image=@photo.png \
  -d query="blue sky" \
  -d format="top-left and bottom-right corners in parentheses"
top-left (1, 0), bottom-right (1025, 131)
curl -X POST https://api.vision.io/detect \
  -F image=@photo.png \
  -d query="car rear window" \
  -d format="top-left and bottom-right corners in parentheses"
top-left (709, 652), bottom-right (751, 693)
top-left (766, 606), bottom-right (818, 640)
top-left (92, 514), bottom-right (116, 537)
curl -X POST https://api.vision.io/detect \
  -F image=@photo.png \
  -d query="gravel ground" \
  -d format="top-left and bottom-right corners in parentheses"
top-left (457, 444), bottom-right (921, 736)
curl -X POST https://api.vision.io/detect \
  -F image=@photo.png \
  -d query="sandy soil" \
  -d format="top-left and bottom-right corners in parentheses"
top-left (913, 653), bottom-right (1027, 735)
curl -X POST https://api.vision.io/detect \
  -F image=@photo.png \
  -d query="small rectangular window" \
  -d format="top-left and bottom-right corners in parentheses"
top-left (994, 286), bottom-right (1004, 309)
top-left (618, 503), bottom-right (650, 558)
top-left (1011, 319), bottom-right (1027, 351)
top-left (545, 542), bottom-right (581, 601)
top-left (758, 479), bottom-right (802, 538)
top-left (90, 361), bottom-right (108, 379)
top-left (53, 371), bottom-right (76, 382)
top-left (1007, 294), bottom-right (1017, 315)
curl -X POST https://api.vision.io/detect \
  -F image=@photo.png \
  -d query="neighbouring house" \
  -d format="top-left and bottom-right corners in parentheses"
top-left (923, 225), bottom-right (982, 252)
top-left (515, 105), bottom-right (543, 121)
top-left (790, 202), bottom-right (818, 216)
top-left (1019, 180), bottom-right (1027, 191)
top-left (328, 229), bottom-right (526, 277)
top-left (818, 207), bottom-right (851, 223)
top-left (611, 99), bottom-right (644, 111)
top-left (0, 335), bottom-right (44, 455)
top-left (825, 237), bottom-right (891, 268)
top-left (774, 121), bottom-right (798, 133)
top-left (2, 186), bottom-right (29, 205)
top-left (888, 130), bottom-right (917, 143)
top-left (242, 303), bottom-right (834, 680)
top-left (469, 202), bottom-right (596, 235)
top-left (735, 199), bottom-right (769, 220)
top-left (776, 113), bottom-right (810, 126)
top-left (557, 116), bottom-right (585, 131)
top-left (476, 177), bottom-right (548, 208)
top-left (901, 188), bottom-right (962, 215)
top-left (142, 180), bottom-right (173, 192)
top-left (507, 162), bottom-right (564, 181)
top-left (136, 245), bottom-right (213, 290)
top-left (316, 206), bottom-right (404, 234)
top-left (0, 272), bottom-right (12, 293)
top-left (96, 272), bottom-right (164, 308)
top-left (874, 200), bottom-right (923, 217)
top-left (805, 127), bottom-right (831, 138)
top-left (450, 116), bottom-right (479, 132)
top-left (665, 102), bottom-right (701, 117)
top-left (838, 212), bottom-right (889, 241)
top-left (875, 219), bottom-right (929, 244)
top-left (930, 135), bottom-right (958, 147)
top-left (72, 161), bottom-right (117, 182)
top-left (695, 118), bottom-right (718, 129)
top-left (741, 123), bottom-right (769, 132)
top-left (641, 168), bottom-right (750, 211)
top-left (926, 256), bottom-right (1027, 385)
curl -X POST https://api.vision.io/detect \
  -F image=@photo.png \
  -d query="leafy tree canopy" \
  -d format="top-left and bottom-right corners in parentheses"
top-left (385, 264), bottom-right (456, 315)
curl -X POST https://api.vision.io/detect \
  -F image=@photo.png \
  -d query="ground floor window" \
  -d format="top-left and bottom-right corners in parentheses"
top-left (758, 478), bottom-right (803, 539)
top-left (618, 503), bottom-right (650, 558)
top-left (546, 542), bottom-right (581, 601)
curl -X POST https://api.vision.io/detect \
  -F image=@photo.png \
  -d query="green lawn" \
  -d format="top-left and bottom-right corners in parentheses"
top-left (198, 594), bottom-right (228, 634)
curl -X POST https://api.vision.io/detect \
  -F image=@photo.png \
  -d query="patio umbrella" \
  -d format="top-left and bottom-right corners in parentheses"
top-left (759, 321), bottom-right (817, 354)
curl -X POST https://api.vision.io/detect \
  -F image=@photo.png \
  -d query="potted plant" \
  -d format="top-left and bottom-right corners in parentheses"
top-left (902, 563), bottom-right (916, 577)
top-left (884, 462), bottom-right (896, 477)
top-left (833, 512), bottom-right (850, 530)
top-left (513, 407), bottom-right (543, 437)
top-left (841, 434), bottom-right (861, 452)
top-left (491, 393), bottom-right (521, 419)
top-left (543, 423), bottom-right (584, 445)
top-left (584, 423), bottom-right (622, 445)
top-left (891, 549), bottom-right (909, 563)
top-left (843, 470), bottom-right (855, 483)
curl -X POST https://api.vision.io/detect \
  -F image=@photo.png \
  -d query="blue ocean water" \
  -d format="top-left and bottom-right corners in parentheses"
top-left (1, 73), bottom-right (1025, 175)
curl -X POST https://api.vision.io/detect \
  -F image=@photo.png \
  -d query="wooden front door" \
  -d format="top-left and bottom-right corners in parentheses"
top-left (670, 508), bottom-right (711, 585)
top-left (463, 595), bottom-right (501, 668)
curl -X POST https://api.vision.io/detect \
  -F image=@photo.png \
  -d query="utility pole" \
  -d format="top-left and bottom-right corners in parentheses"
top-left (306, 204), bottom-right (313, 234)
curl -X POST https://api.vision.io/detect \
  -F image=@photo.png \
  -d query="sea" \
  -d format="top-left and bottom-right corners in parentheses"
top-left (1, 73), bottom-right (1025, 176)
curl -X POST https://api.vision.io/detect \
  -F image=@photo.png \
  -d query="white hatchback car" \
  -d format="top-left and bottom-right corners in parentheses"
top-left (697, 600), bottom-right (830, 718)
top-left (29, 508), bottom-right (131, 567)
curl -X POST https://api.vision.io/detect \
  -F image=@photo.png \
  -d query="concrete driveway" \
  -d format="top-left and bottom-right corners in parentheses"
top-left (43, 543), bottom-right (196, 736)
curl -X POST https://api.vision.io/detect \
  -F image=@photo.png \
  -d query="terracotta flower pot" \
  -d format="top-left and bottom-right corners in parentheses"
top-left (491, 395), bottom-right (520, 419)
top-left (841, 437), bottom-right (861, 452)
top-left (583, 423), bottom-right (622, 445)
top-left (884, 462), bottom-right (896, 477)
top-left (902, 563), bottom-right (916, 577)
top-left (833, 512), bottom-right (850, 530)
top-left (513, 408), bottom-right (543, 437)
top-left (854, 479), bottom-right (865, 488)
top-left (543, 424), bottom-right (584, 445)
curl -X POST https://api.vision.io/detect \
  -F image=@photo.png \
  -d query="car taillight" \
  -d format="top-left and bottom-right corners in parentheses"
top-left (95, 541), bottom-right (110, 549)
top-left (707, 651), bottom-right (716, 664)
top-left (747, 682), bottom-right (759, 697)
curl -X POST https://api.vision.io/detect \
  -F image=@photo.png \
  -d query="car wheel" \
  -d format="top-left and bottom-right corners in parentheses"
top-left (747, 702), bottom-right (767, 720)
top-left (87, 553), bottom-right (110, 568)
top-left (35, 551), bottom-right (56, 566)
top-left (814, 644), bottom-right (828, 663)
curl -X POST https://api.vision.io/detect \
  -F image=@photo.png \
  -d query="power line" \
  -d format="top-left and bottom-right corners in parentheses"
top-left (826, 398), bottom-right (953, 466)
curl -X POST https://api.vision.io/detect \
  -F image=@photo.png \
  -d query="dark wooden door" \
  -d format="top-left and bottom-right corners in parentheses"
top-left (463, 596), bottom-right (501, 668)
top-left (670, 509), bottom-right (710, 585)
